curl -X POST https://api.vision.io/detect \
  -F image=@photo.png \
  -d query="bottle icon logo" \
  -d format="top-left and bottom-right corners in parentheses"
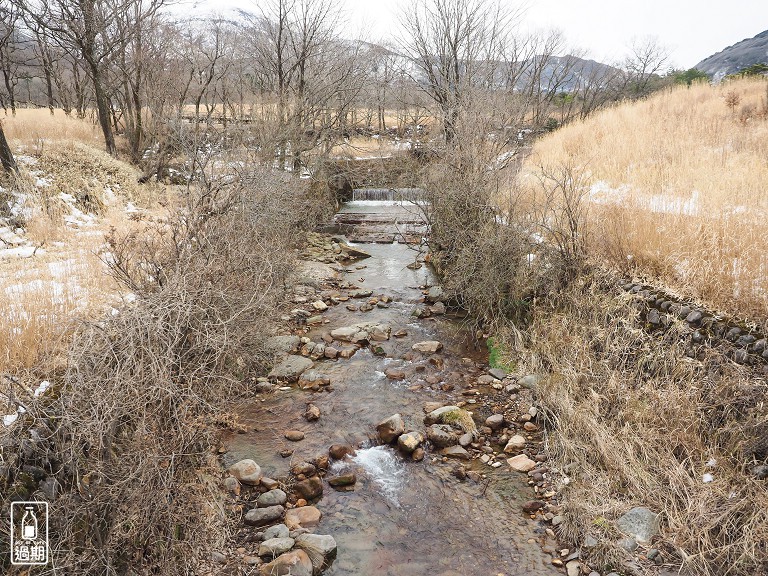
top-left (10, 501), bottom-right (49, 565)
top-left (21, 506), bottom-right (38, 540)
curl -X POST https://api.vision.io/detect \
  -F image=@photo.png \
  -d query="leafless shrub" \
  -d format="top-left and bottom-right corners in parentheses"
top-left (0, 161), bottom-right (313, 574)
top-left (529, 160), bottom-right (590, 279)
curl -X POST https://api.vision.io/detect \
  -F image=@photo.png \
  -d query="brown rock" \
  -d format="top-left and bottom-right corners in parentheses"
top-left (259, 549), bottom-right (313, 576)
top-left (304, 404), bottom-right (321, 421)
top-left (328, 473), bottom-right (357, 488)
top-left (284, 506), bottom-right (322, 529)
top-left (507, 454), bottom-right (537, 472)
top-left (294, 476), bottom-right (323, 500)
top-left (522, 500), bottom-right (546, 514)
top-left (228, 459), bottom-right (263, 486)
top-left (284, 430), bottom-right (305, 442)
top-left (376, 413), bottom-right (405, 443)
top-left (385, 368), bottom-right (406, 380)
top-left (329, 444), bottom-right (355, 460)
top-left (324, 347), bottom-right (339, 359)
top-left (223, 475), bottom-right (241, 496)
top-left (291, 462), bottom-right (316, 476)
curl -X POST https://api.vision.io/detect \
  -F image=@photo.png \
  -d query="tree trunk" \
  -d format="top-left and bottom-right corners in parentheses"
top-left (92, 70), bottom-right (117, 156)
top-left (0, 121), bottom-right (18, 174)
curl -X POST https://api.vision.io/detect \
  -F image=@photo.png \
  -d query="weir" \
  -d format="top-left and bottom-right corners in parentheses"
top-left (351, 188), bottom-right (425, 202)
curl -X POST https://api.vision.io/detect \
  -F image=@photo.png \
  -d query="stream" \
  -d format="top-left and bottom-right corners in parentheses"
top-left (224, 199), bottom-right (560, 575)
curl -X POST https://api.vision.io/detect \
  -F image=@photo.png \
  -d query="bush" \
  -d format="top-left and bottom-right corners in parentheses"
top-left (0, 165), bottom-right (312, 574)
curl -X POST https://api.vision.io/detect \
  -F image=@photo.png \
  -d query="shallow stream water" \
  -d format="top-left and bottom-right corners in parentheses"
top-left (224, 201), bottom-right (559, 575)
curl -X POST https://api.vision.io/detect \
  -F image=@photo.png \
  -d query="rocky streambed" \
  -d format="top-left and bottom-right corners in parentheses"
top-left (213, 202), bottom-right (579, 576)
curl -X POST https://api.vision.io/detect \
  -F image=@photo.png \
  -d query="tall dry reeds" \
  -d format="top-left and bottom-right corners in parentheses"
top-left (505, 270), bottom-right (768, 576)
top-left (521, 77), bottom-right (768, 323)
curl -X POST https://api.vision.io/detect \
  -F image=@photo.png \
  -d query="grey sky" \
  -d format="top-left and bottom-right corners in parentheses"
top-left (203, 0), bottom-right (768, 69)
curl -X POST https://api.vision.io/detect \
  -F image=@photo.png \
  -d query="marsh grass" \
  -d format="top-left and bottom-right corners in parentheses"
top-left (521, 77), bottom-right (768, 321)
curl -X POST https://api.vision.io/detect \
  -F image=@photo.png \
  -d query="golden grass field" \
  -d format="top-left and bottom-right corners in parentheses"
top-left (523, 77), bottom-right (768, 322)
top-left (1, 108), bottom-right (105, 147)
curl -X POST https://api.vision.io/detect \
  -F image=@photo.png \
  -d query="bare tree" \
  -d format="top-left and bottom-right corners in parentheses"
top-left (0, 0), bottom-right (25, 115)
top-left (15, 0), bottom-right (164, 156)
top-left (624, 36), bottom-right (669, 97)
top-left (399, 0), bottom-right (521, 143)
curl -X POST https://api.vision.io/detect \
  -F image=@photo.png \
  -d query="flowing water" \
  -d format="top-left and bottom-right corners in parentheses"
top-left (224, 201), bottom-right (559, 575)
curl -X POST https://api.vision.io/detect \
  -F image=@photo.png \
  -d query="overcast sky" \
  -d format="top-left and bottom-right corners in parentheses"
top-left (201, 0), bottom-right (768, 69)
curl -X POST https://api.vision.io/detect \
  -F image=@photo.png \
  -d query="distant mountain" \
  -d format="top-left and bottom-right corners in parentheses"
top-left (695, 30), bottom-right (768, 81)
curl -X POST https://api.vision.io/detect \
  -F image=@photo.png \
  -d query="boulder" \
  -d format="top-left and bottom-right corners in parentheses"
top-left (295, 533), bottom-right (338, 574)
top-left (284, 430), bottom-right (305, 442)
top-left (268, 356), bottom-right (314, 382)
top-left (259, 537), bottom-right (295, 558)
top-left (328, 444), bottom-right (355, 460)
top-left (223, 475), bottom-right (241, 496)
top-left (429, 302), bottom-right (446, 315)
top-left (294, 476), bottom-right (323, 500)
top-left (229, 459), bottom-right (262, 486)
top-left (284, 506), bottom-right (322, 529)
top-left (258, 489), bottom-right (288, 508)
top-left (297, 370), bottom-right (330, 389)
top-left (304, 404), bottom-right (321, 421)
top-left (616, 507), bottom-right (659, 543)
top-left (522, 500), bottom-right (545, 513)
top-left (488, 367), bottom-right (507, 380)
top-left (412, 340), bottom-right (443, 354)
top-left (245, 505), bottom-right (285, 527)
top-left (377, 414), bottom-right (405, 443)
top-left (423, 405), bottom-right (461, 425)
top-left (426, 424), bottom-right (458, 448)
top-left (263, 524), bottom-right (290, 541)
top-left (327, 473), bottom-right (357, 488)
top-left (265, 335), bottom-right (301, 356)
top-left (329, 326), bottom-right (359, 341)
top-left (440, 445), bottom-right (470, 460)
top-left (426, 286), bottom-right (445, 303)
top-left (397, 431), bottom-right (424, 454)
top-left (507, 454), bottom-right (537, 472)
top-left (259, 549), bottom-right (313, 576)
top-left (384, 368), bottom-right (406, 380)
top-left (485, 414), bottom-right (505, 430)
top-left (368, 324), bottom-right (391, 341)
top-left (503, 435), bottom-right (527, 453)
top-left (291, 462), bottom-right (316, 477)
top-left (518, 374), bottom-right (540, 389)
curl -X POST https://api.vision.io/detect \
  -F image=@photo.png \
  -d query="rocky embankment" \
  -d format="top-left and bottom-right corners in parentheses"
top-left (623, 281), bottom-right (768, 371)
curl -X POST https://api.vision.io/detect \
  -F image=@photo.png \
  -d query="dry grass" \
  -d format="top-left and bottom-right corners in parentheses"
top-left (501, 270), bottom-right (768, 576)
top-left (0, 142), bottom-right (158, 378)
top-left (1, 108), bottom-right (104, 147)
top-left (0, 241), bottom-right (117, 374)
top-left (521, 77), bottom-right (768, 321)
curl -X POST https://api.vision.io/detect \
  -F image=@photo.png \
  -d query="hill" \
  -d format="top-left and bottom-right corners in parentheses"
top-left (695, 29), bottom-right (768, 81)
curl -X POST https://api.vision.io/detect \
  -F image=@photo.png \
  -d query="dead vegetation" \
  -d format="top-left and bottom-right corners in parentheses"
top-left (501, 269), bottom-right (768, 576)
top-left (524, 77), bottom-right (768, 321)
top-left (0, 162), bottom-right (316, 574)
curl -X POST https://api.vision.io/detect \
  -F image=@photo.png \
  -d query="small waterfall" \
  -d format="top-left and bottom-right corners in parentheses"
top-left (347, 445), bottom-right (406, 506)
top-left (351, 188), bottom-right (424, 202)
